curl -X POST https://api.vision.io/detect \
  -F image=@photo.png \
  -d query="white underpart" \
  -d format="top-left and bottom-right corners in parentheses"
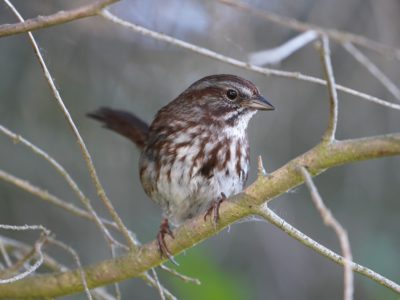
top-left (142, 110), bottom-right (255, 226)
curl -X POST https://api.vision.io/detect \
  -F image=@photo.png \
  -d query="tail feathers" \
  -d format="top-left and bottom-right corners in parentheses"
top-left (87, 107), bottom-right (149, 150)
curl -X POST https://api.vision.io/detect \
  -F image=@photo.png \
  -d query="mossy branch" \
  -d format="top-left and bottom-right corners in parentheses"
top-left (0, 134), bottom-right (399, 298)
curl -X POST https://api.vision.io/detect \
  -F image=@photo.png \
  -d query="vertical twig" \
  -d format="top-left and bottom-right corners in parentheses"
top-left (48, 238), bottom-right (93, 300)
top-left (257, 155), bottom-right (267, 177)
top-left (300, 167), bottom-right (353, 300)
top-left (151, 269), bottom-right (166, 300)
top-left (3, 0), bottom-right (136, 250)
top-left (318, 35), bottom-right (339, 142)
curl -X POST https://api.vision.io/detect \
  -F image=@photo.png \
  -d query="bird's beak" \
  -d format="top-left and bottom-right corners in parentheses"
top-left (248, 95), bottom-right (275, 111)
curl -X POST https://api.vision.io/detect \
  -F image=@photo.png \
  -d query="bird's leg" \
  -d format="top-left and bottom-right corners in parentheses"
top-left (204, 192), bottom-right (227, 223)
top-left (157, 218), bottom-right (174, 259)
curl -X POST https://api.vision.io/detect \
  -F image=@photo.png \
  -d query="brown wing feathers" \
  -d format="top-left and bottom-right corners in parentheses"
top-left (87, 107), bottom-right (149, 150)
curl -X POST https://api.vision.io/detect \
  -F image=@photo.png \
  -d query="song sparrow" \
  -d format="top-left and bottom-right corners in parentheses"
top-left (88, 74), bottom-right (274, 257)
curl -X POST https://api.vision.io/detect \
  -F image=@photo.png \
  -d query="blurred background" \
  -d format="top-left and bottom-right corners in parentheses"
top-left (1, 0), bottom-right (399, 299)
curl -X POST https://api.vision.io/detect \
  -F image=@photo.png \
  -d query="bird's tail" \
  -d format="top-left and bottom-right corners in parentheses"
top-left (87, 107), bottom-right (149, 150)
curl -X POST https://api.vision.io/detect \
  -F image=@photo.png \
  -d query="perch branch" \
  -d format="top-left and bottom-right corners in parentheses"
top-left (0, 133), bottom-right (399, 297)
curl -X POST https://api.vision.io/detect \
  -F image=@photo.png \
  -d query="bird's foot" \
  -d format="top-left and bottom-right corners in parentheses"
top-left (157, 218), bottom-right (174, 260)
top-left (204, 192), bottom-right (227, 223)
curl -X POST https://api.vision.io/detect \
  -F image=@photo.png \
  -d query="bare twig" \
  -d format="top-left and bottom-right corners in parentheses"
top-left (0, 124), bottom-right (122, 247)
top-left (142, 272), bottom-right (177, 300)
top-left (151, 269), bottom-right (166, 300)
top-left (0, 235), bottom-right (67, 272)
top-left (0, 169), bottom-right (118, 231)
top-left (0, 0), bottom-right (119, 38)
top-left (160, 265), bottom-right (201, 285)
top-left (249, 30), bottom-right (318, 65)
top-left (110, 245), bottom-right (121, 300)
top-left (3, 0), bottom-right (136, 250)
top-left (299, 167), bottom-right (353, 300)
top-left (219, 0), bottom-right (400, 60)
top-left (256, 206), bottom-right (399, 294)
top-left (0, 241), bottom-right (12, 268)
top-left (100, 10), bottom-right (400, 111)
top-left (257, 155), bottom-right (267, 177)
top-left (48, 238), bottom-right (93, 300)
top-left (318, 36), bottom-right (339, 142)
top-left (343, 42), bottom-right (400, 101)
top-left (0, 224), bottom-right (49, 284)
top-left (0, 236), bottom-right (115, 300)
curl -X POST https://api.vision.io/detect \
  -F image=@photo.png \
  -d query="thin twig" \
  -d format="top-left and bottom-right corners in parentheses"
top-left (0, 124), bottom-right (122, 247)
top-left (249, 30), bottom-right (318, 65)
top-left (142, 272), bottom-right (177, 300)
top-left (0, 0), bottom-right (119, 38)
top-left (343, 42), bottom-right (400, 101)
top-left (110, 245), bottom-right (121, 300)
top-left (256, 206), bottom-right (399, 294)
top-left (48, 238), bottom-right (93, 300)
top-left (257, 155), bottom-right (267, 177)
top-left (0, 235), bottom-right (67, 272)
top-left (3, 0), bottom-right (136, 250)
top-left (0, 169), bottom-right (119, 231)
top-left (160, 265), bottom-right (201, 285)
top-left (0, 224), bottom-right (49, 284)
top-left (0, 236), bottom-right (115, 300)
top-left (299, 167), bottom-right (353, 300)
top-left (219, 0), bottom-right (400, 60)
top-left (151, 269), bottom-right (166, 300)
top-left (0, 240), bottom-right (12, 268)
top-left (318, 36), bottom-right (339, 142)
top-left (100, 10), bottom-right (400, 111)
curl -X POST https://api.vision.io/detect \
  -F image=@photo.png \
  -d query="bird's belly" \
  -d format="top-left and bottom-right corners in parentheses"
top-left (157, 164), bottom-right (244, 226)
top-left (140, 135), bottom-right (249, 226)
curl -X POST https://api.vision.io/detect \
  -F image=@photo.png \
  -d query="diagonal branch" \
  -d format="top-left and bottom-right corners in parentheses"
top-left (219, 0), bottom-right (400, 60)
top-left (0, 133), bottom-right (399, 298)
top-left (0, 169), bottom-right (117, 230)
top-left (255, 206), bottom-right (398, 294)
top-left (0, 0), bottom-right (119, 38)
top-left (300, 167), bottom-right (353, 300)
top-left (100, 10), bottom-right (400, 111)
top-left (0, 124), bottom-right (121, 247)
top-left (3, 0), bottom-right (136, 250)
top-left (343, 42), bottom-right (400, 101)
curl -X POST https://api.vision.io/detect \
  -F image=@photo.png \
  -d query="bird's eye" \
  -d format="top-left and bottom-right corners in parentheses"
top-left (226, 89), bottom-right (238, 100)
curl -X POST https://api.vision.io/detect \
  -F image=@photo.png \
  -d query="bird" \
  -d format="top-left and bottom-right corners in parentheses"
top-left (88, 74), bottom-right (274, 257)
